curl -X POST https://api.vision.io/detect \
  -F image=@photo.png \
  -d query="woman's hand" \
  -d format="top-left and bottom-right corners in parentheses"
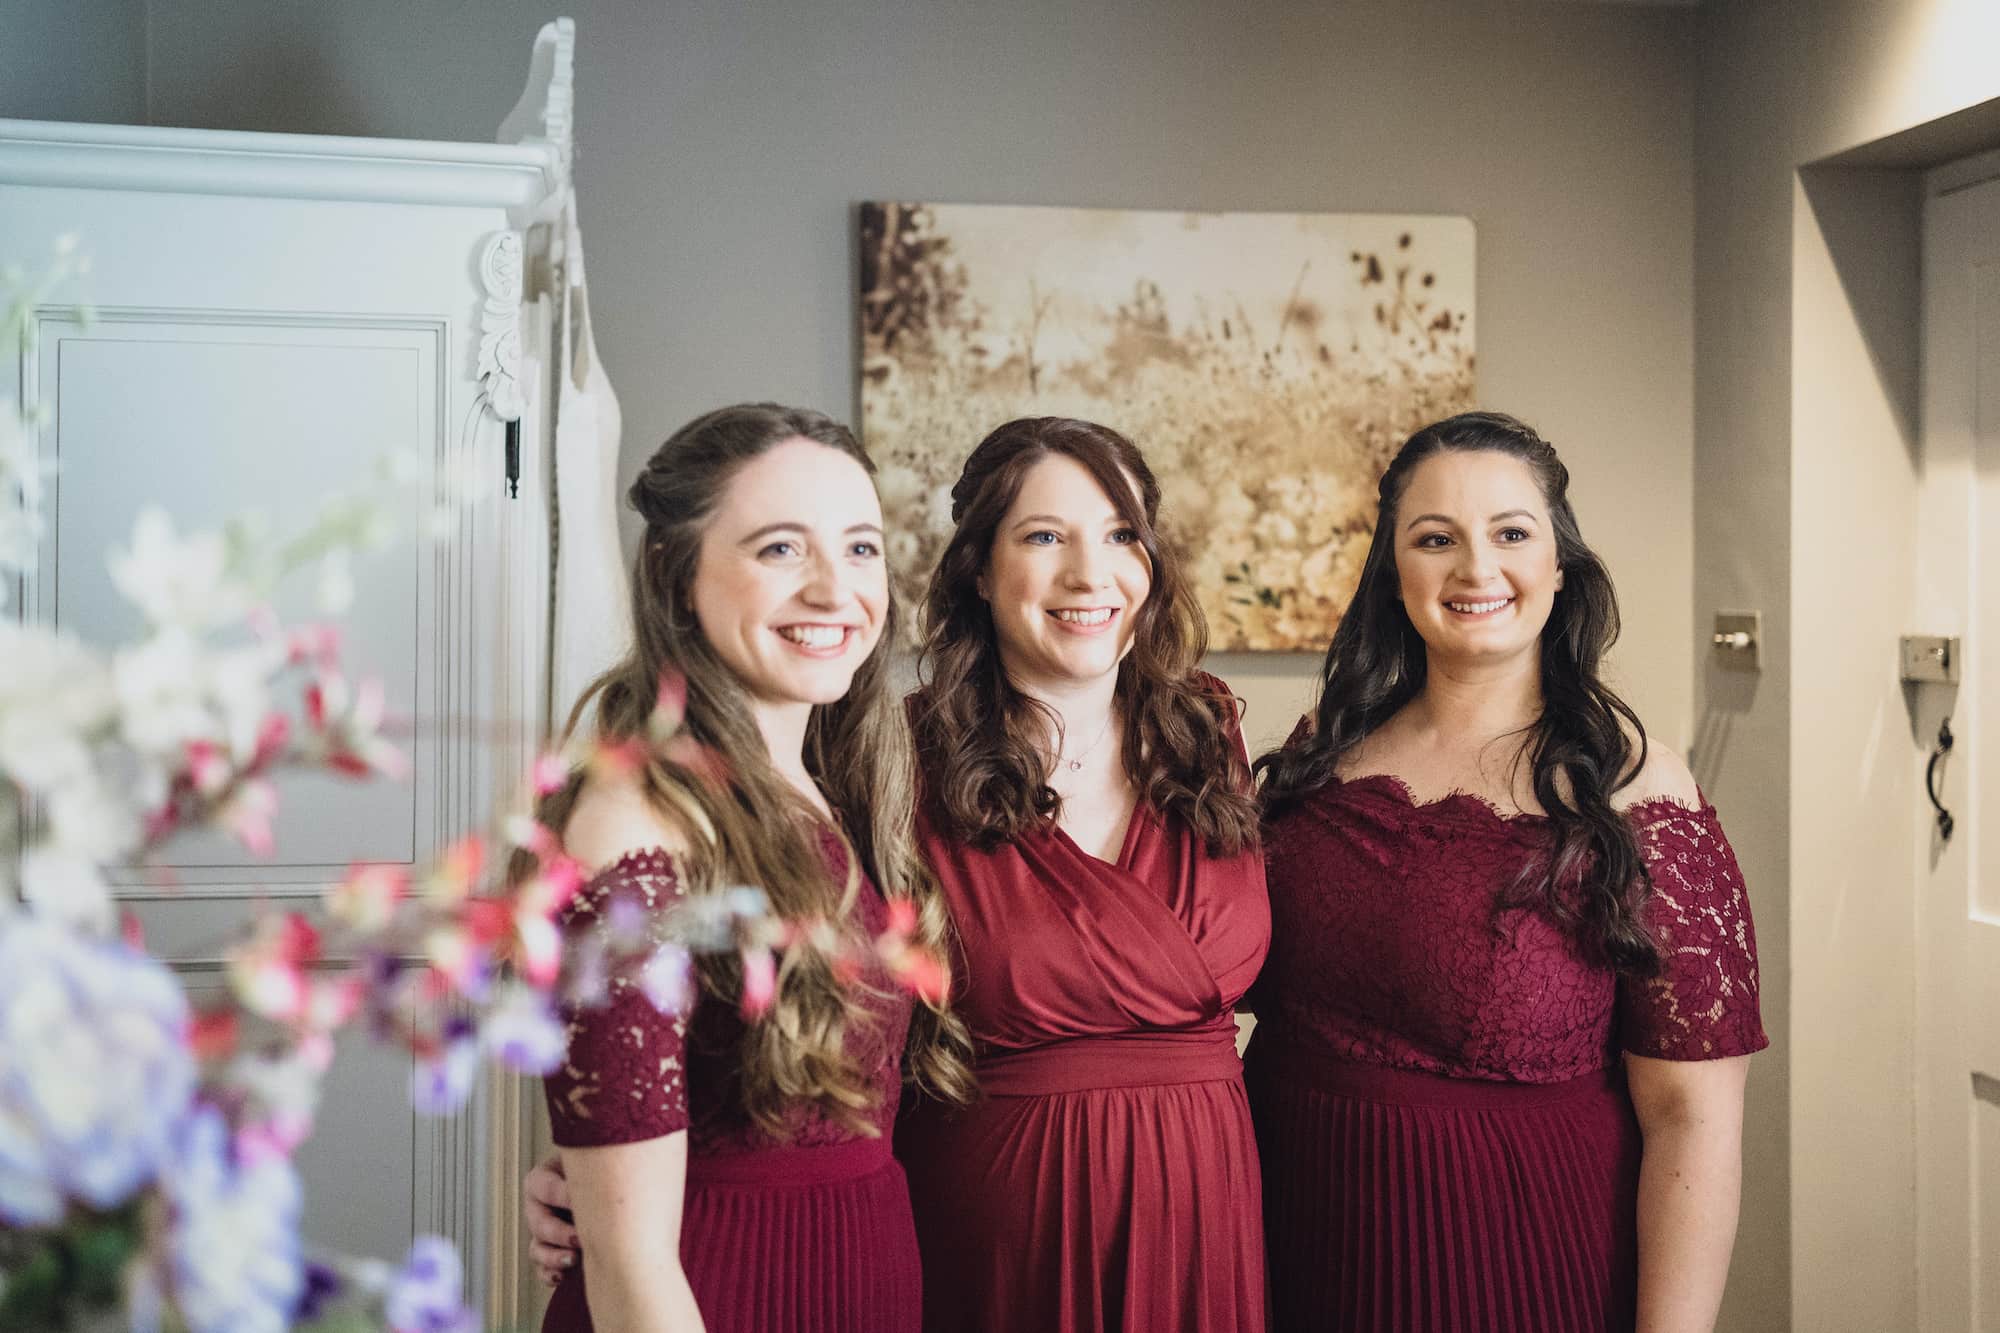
top-left (525, 1151), bottom-right (581, 1286)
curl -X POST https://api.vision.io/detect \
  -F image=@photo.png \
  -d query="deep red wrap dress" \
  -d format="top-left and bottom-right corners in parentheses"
top-left (541, 833), bottom-right (922, 1333)
top-left (1248, 757), bottom-right (1769, 1332)
top-left (896, 693), bottom-right (1271, 1333)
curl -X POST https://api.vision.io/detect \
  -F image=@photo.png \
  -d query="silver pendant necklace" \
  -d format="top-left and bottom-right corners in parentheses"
top-left (1058, 714), bottom-right (1115, 773)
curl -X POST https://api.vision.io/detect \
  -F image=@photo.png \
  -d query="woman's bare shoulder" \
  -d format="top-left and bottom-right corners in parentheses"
top-left (1611, 734), bottom-right (1702, 813)
top-left (562, 768), bottom-right (690, 872)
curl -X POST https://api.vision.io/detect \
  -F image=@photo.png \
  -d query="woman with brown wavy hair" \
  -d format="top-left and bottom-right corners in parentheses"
top-left (531, 403), bottom-right (972, 1333)
top-left (894, 416), bottom-right (1270, 1333)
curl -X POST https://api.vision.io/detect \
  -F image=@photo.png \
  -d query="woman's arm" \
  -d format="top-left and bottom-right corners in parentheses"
top-left (561, 1132), bottom-right (705, 1333)
top-left (1611, 740), bottom-right (1765, 1331)
top-left (1625, 1052), bottom-right (1750, 1333)
top-left (545, 768), bottom-right (704, 1327)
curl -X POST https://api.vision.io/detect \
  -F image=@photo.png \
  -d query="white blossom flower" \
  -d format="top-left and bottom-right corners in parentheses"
top-left (0, 401), bottom-right (43, 508)
top-left (108, 507), bottom-right (253, 632)
top-left (44, 776), bottom-right (144, 866)
top-left (0, 404), bottom-right (49, 607)
top-left (208, 639), bottom-right (284, 763)
top-left (17, 847), bottom-right (116, 933)
top-left (225, 1045), bottom-right (325, 1156)
top-left (112, 628), bottom-right (215, 759)
top-left (316, 548), bottom-right (355, 616)
top-left (218, 776), bottom-right (279, 856)
top-left (0, 622), bottom-right (116, 793)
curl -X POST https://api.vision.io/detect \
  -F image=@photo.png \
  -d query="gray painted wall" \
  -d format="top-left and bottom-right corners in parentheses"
top-left (1, 0), bottom-right (146, 123)
top-left (1691, 7), bottom-right (1797, 1325)
top-left (13, 0), bottom-right (1778, 1314)
top-left (1695, 3), bottom-right (2000, 1328)
top-left (7, 0), bottom-right (1701, 763)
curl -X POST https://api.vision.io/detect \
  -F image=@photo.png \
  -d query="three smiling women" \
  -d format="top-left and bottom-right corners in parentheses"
top-left (526, 406), bottom-right (1763, 1333)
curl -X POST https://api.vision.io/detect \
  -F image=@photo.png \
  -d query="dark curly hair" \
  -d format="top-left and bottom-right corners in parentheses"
top-left (910, 417), bottom-right (1259, 856)
top-left (1254, 411), bottom-right (1660, 974)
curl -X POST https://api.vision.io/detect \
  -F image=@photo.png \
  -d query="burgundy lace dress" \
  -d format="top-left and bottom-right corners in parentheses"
top-left (1247, 761), bottom-right (1767, 1332)
top-left (541, 837), bottom-right (919, 1333)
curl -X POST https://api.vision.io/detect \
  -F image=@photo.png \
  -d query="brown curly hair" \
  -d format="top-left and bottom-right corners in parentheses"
top-left (539, 403), bottom-right (975, 1137)
top-left (909, 417), bottom-right (1259, 856)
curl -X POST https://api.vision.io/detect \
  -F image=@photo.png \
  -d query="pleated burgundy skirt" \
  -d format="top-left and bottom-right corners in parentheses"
top-left (542, 1137), bottom-right (922, 1333)
top-left (1245, 1040), bottom-right (1641, 1333)
top-left (898, 1032), bottom-right (1266, 1333)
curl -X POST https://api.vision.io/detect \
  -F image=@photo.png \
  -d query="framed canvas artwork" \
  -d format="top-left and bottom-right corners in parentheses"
top-left (859, 202), bottom-right (1475, 651)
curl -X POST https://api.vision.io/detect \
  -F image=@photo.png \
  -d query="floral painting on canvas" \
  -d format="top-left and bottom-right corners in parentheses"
top-left (859, 203), bottom-right (1476, 651)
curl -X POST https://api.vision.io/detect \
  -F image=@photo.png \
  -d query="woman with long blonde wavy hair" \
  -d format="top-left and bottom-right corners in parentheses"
top-left (530, 403), bottom-right (971, 1333)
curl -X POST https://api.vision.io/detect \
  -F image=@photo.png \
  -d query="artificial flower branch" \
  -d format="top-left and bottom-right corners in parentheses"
top-left (0, 245), bottom-right (947, 1333)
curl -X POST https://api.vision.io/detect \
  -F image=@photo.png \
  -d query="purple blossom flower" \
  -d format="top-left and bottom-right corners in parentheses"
top-left (160, 1103), bottom-right (304, 1333)
top-left (293, 1261), bottom-right (344, 1323)
top-left (0, 913), bottom-right (195, 1225)
top-left (480, 985), bottom-right (567, 1075)
top-left (384, 1234), bottom-right (478, 1333)
top-left (639, 942), bottom-right (695, 1016)
top-left (411, 1038), bottom-right (480, 1117)
top-left (603, 894), bottom-right (648, 942)
top-left (563, 935), bottom-right (610, 1008)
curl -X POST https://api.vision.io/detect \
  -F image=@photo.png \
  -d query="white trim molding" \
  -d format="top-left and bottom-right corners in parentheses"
top-left (477, 231), bottom-right (526, 422)
top-left (0, 118), bottom-right (562, 211)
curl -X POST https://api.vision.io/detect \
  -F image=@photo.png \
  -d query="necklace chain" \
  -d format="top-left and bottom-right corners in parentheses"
top-left (1057, 713), bottom-right (1115, 774)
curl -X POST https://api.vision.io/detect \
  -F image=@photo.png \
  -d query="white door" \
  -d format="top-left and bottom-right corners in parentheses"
top-left (1918, 149), bottom-right (2000, 1332)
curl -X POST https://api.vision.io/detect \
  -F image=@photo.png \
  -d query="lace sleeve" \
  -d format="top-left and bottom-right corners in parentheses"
top-left (543, 849), bottom-right (693, 1147)
top-left (1617, 803), bottom-right (1770, 1062)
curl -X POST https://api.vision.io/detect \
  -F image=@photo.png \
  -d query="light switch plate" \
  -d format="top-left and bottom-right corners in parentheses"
top-left (1712, 610), bottom-right (1761, 671)
top-left (1900, 635), bottom-right (1960, 685)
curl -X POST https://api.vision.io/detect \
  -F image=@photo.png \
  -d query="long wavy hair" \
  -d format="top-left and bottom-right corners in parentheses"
top-left (1254, 411), bottom-right (1660, 974)
top-left (911, 417), bottom-right (1259, 856)
top-left (537, 403), bottom-right (974, 1136)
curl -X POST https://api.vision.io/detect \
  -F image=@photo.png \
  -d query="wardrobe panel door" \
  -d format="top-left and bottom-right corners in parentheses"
top-left (22, 307), bottom-right (487, 1269)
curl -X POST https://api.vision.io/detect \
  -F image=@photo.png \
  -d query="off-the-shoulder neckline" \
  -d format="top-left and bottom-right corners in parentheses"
top-left (590, 822), bottom-right (856, 880)
top-left (1327, 770), bottom-right (1715, 828)
top-left (593, 845), bottom-right (679, 877)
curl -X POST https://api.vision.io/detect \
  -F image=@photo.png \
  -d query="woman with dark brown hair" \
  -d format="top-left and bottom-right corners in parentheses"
top-left (894, 416), bottom-right (1270, 1333)
top-left (1249, 412), bottom-right (1765, 1331)
top-left (532, 403), bottom-right (972, 1333)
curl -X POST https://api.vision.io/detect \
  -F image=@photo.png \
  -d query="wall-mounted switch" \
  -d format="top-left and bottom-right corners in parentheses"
top-left (1900, 635), bottom-right (1960, 685)
top-left (1712, 611), bottom-right (1761, 671)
